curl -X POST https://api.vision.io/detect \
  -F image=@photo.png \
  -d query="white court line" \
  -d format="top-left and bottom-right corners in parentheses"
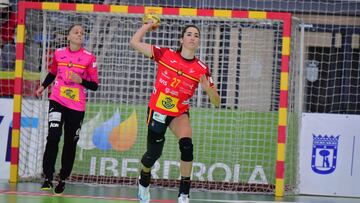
top-left (190, 199), bottom-right (298, 203)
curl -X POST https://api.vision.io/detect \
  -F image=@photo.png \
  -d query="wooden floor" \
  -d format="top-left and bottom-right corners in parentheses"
top-left (0, 180), bottom-right (359, 203)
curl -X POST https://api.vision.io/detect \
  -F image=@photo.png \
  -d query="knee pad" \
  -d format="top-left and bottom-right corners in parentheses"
top-left (179, 137), bottom-right (193, 162)
top-left (141, 129), bottom-right (165, 168)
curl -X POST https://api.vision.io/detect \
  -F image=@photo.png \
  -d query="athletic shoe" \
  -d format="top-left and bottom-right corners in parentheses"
top-left (40, 179), bottom-right (53, 191)
top-left (138, 183), bottom-right (150, 203)
top-left (53, 180), bottom-right (65, 195)
top-left (178, 193), bottom-right (189, 203)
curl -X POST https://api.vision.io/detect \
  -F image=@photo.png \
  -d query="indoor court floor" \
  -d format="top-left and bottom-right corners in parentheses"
top-left (0, 180), bottom-right (359, 203)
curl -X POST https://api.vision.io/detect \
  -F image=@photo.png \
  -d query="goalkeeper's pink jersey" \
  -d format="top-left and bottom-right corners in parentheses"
top-left (149, 46), bottom-right (214, 116)
top-left (48, 47), bottom-right (98, 111)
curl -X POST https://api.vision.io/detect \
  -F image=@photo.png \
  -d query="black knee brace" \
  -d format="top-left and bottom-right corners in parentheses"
top-left (141, 129), bottom-right (165, 168)
top-left (179, 137), bottom-right (193, 162)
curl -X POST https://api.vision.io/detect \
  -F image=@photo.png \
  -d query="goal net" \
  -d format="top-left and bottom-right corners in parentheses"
top-left (15, 3), bottom-right (301, 195)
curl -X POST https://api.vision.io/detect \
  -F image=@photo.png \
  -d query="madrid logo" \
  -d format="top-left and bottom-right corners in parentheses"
top-left (311, 134), bottom-right (340, 175)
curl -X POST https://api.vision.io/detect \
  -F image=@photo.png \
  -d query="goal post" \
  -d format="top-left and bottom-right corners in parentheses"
top-left (12, 1), bottom-right (298, 196)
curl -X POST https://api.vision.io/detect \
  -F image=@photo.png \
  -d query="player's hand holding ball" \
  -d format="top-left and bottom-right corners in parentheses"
top-left (143, 13), bottom-right (160, 31)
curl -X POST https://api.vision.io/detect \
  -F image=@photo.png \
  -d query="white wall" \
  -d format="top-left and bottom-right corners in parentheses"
top-left (299, 113), bottom-right (360, 197)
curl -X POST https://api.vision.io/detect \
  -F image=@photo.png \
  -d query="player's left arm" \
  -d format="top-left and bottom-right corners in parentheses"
top-left (200, 74), bottom-right (220, 107)
top-left (70, 55), bottom-right (99, 91)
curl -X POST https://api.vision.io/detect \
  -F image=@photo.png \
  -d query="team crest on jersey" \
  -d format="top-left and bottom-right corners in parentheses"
top-left (311, 134), bottom-right (339, 175)
top-left (177, 70), bottom-right (184, 76)
top-left (162, 97), bottom-right (176, 109)
top-left (92, 62), bottom-right (97, 68)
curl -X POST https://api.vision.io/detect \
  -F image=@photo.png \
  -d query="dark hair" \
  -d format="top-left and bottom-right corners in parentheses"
top-left (67, 24), bottom-right (83, 35)
top-left (66, 24), bottom-right (84, 45)
top-left (177, 25), bottom-right (200, 52)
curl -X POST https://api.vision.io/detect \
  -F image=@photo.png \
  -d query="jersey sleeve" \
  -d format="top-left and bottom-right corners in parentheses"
top-left (198, 60), bottom-right (215, 88)
top-left (48, 50), bottom-right (58, 75)
top-left (86, 55), bottom-right (99, 84)
top-left (205, 68), bottom-right (215, 88)
top-left (151, 46), bottom-right (168, 62)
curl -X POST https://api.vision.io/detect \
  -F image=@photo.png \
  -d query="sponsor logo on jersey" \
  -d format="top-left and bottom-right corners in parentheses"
top-left (179, 87), bottom-right (192, 95)
top-left (182, 81), bottom-right (195, 89)
top-left (182, 100), bottom-right (190, 105)
top-left (156, 92), bottom-right (179, 113)
top-left (60, 86), bottom-right (80, 101)
top-left (159, 78), bottom-right (168, 86)
top-left (165, 88), bottom-right (179, 96)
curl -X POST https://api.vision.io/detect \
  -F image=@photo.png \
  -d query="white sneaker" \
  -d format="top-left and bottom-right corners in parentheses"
top-left (138, 183), bottom-right (150, 203)
top-left (178, 193), bottom-right (189, 203)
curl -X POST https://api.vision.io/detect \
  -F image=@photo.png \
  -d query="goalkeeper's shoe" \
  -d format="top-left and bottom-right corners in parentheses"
top-left (53, 180), bottom-right (65, 195)
top-left (138, 183), bottom-right (150, 203)
top-left (178, 193), bottom-right (190, 203)
top-left (40, 179), bottom-right (53, 191)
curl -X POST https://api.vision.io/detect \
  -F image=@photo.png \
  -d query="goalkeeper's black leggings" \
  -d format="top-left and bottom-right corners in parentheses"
top-left (43, 100), bottom-right (85, 180)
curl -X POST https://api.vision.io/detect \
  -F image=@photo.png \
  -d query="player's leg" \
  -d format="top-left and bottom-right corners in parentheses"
top-left (169, 113), bottom-right (193, 202)
top-left (54, 107), bottom-right (84, 195)
top-left (138, 109), bottom-right (167, 202)
top-left (41, 100), bottom-right (64, 191)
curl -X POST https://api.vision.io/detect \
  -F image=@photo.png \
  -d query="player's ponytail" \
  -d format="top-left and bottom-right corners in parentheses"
top-left (177, 25), bottom-right (200, 52)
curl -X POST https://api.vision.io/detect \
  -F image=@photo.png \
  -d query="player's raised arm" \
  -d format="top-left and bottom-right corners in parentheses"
top-left (130, 14), bottom-right (160, 58)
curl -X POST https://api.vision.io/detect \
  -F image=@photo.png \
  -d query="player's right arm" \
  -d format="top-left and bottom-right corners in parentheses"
top-left (36, 50), bottom-right (58, 97)
top-left (129, 21), bottom-right (155, 58)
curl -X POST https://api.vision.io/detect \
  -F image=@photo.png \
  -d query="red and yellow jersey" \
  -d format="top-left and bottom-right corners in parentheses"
top-left (149, 46), bottom-right (214, 116)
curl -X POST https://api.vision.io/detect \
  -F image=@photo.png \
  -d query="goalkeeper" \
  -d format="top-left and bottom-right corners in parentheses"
top-left (130, 14), bottom-right (220, 203)
top-left (35, 24), bottom-right (99, 195)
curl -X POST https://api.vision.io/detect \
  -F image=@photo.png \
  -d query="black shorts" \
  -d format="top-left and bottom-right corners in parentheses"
top-left (146, 107), bottom-right (189, 134)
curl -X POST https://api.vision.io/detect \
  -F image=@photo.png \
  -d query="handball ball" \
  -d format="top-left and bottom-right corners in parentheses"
top-left (143, 13), bottom-right (160, 30)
